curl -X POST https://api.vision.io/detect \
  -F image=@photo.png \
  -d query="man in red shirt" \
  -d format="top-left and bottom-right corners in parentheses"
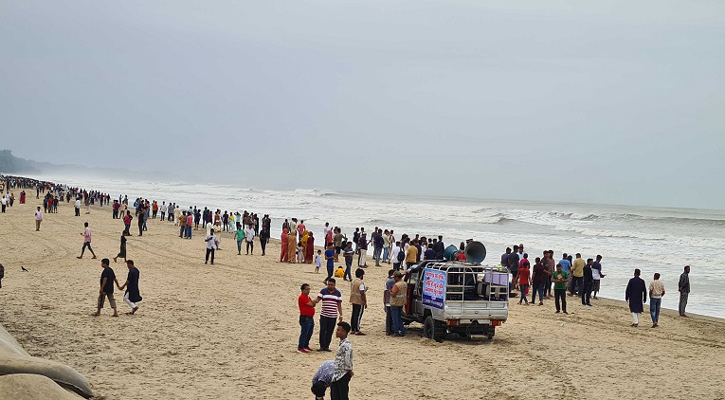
top-left (298, 283), bottom-right (317, 353)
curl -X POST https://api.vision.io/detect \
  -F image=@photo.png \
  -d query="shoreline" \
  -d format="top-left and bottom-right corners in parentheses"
top-left (1, 185), bottom-right (724, 399)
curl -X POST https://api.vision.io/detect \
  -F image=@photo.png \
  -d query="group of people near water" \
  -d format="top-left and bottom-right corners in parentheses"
top-left (2, 174), bottom-right (698, 400)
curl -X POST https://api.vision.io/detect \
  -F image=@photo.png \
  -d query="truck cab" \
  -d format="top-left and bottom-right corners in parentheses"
top-left (401, 260), bottom-right (509, 342)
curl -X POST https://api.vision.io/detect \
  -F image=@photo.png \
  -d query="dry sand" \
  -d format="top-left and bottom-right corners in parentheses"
top-left (0, 198), bottom-right (724, 400)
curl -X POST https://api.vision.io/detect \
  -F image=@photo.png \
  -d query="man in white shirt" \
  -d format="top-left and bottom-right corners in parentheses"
top-left (244, 225), bottom-right (255, 255)
top-left (75, 198), bottom-right (81, 216)
top-left (648, 273), bottom-right (665, 328)
top-left (205, 229), bottom-right (217, 265)
top-left (34, 206), bottom-right (43, 230)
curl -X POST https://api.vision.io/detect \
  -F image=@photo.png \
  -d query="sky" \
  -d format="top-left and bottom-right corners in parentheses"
top-left (1, 1), bottom-right (723, 209)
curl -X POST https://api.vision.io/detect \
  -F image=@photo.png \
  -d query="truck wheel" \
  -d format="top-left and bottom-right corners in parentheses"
top-left (423, 316), bottom-right (435, 340)
top-left (432, 321), bottom-right (446, 342)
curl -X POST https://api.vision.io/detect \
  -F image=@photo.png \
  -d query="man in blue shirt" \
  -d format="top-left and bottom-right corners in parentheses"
top-left (559, 253), bottom-right (571, 274)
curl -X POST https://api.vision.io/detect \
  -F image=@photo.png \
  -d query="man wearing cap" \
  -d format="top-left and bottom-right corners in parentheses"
top-left (389, 271), bottom-right (408, 337)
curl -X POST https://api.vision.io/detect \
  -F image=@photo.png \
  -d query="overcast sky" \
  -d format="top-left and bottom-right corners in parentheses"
top-left (1, 1), bottom-right (723, 209)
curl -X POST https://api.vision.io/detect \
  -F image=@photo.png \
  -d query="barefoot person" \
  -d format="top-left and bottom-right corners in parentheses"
top-left (205, 228), bottom-right (217, 265)
top-left (118, 260), bottom-right (142, 315)
top-left (77, 222), bottom-right (97, 259)
top-left (93, 258), bottom-right (120, 317)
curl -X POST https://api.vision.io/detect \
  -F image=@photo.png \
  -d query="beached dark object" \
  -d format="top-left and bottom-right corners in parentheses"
top-left (444, 245), bottom-right (458, 260)
top-left (0, 323), bottom-right (92, 398)
top-left (464, 241), bottom-right (487, 264)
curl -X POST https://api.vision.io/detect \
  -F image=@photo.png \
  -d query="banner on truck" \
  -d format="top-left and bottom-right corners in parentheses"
top-left (422, 268), bottom-right (446, 309)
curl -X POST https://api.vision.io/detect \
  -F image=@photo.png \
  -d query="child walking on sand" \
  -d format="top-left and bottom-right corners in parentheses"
top-left (315, 250), bottom-right (322, 273)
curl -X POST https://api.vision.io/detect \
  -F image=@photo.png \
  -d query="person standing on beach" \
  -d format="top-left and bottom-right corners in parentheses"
top-left (678, 265), bottom-right (690, 317)
top-left (518, 261), bottom-right (531, 305)
top-left (390, 270), bottom-right (407, 336)
top-left (349, 268), bottom-right (367, 335)
top-left (186, 212), bottom-right (193, 239)
top-left (591, 255), bottom-right (605, 299)
top-left (77, 222), bottom-right (97, 259)
top-left (123, 211), bottom-right (132, 236)
top-left (137, 206), bottom-right (145, 237)
top-left (357, 229), bottom-right (368, 267)
top-left (298, 283), bottom-right (317, 353)
top-left (531, 257), bottom-right (548, 305)
top-left (0, 196), bottom-right (6, 213)
top-left (581, 258), bottom-right (594, 307)
top-left (343, 242), bottom-right (354, 281)
top-left (317, 278), bottom-right (343, 352)
top-left (330, 322), bottom-right (353, 400)
top-left (205, 229), bottom-right (217, 265)
top-left (93, 258), bottom-right (119, 317)
top-left (625, 269), bottom-right (647, 327)
top-left (543, 250), bottom-right (555, 298)
top-left (287, 229), bottom-right (297, 262)
top-left (75, 197), bottom-right (81, 216)
top-left (569, 253), bottom-right (585, 296)
top-left (384, 269), bottom-right (395, 335)
top-left (648, 273), bottom-right (665, 328)
top-left (113, 235), bottom-right (127, 263)
top-left (259, 226), bottom-right (269, 256)
top-left (34, 206), bottom-right (43, 231)
top-left (325, 243), bottom-right (336, 281)
top-left (118, 260), bottom-right (142, 315)
top-left (280, 229), bottom-right (289, 262)
top-left (552, 264), bottom-right (569, 314)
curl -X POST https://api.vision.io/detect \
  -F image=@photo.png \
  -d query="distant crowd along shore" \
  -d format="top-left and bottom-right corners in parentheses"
top-left (1, 173), bottom-right (693, 329)
top-left (0, 173), bottom-right (696, 399)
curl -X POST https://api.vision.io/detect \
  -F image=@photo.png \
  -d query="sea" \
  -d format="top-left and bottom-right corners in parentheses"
top-left (29, 174), bottom-right (725, 319)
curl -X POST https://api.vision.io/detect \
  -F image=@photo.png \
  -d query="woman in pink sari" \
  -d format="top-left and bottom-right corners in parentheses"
top-left (280, 229), bottom-right (289, 262)
top-left (305, 231), bottom-right (315, 263)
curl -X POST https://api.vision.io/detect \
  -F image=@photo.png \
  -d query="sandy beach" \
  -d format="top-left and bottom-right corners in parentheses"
top-left (1, 198), bottom-right (724, 400)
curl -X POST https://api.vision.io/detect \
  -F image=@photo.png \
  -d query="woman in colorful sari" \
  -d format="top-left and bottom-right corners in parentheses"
top-left (280, 229), bottom-right (289, 262)
top-left (301, 230), bottom-right (309, 260)
top-left (305, 231), bottom-right (315, 264)
top-left (287, 230), bottom-right (297, 263)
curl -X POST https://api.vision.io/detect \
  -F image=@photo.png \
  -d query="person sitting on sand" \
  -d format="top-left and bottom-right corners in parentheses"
top-left (118, 260), bottom-right (142, 315)
top-left (93, 258), bottom-right (120, 317)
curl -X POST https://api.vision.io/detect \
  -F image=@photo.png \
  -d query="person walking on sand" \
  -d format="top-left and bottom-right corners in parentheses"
top-left (315, 249), bottom-right (323, 274)
top-left (118, 259), bottom-right (142, 315)
top-left (113, 235), bottom-right (127, 263)
top-left (77, 222), bottom-right (97, 259)
top-left (298, 283), bottom-right (317, 353)
top-left (235, 223), bottom-right (245, 255)
top-left (245, 224), bottom-right (255, 255)
top-left (678, 265), bottom-right (690, 317)
top-left (349, 268), bottom-right (367, 335)
top-left (34, 206), bottom-right (43, 231)
top-left (330, 322), bottom-right (354, 400)
top-left (93, 258), bottom-right (120, 317)
top-left (317, 278), bottom-right (343, 352)
top-left (259, 226), bottom-right (270, 256)
top-left (205, 229), bottom-right (217, 265)
top-left (649, 273), bottom-right (665, 328)
top-left (625, 269), bottom-right (647, 327)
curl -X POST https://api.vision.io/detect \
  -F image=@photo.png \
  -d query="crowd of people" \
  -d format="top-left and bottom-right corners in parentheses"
top-left (1, 174), bottom-right (698, 400)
